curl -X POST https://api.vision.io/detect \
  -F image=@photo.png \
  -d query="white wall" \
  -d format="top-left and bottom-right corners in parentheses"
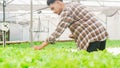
top-left (10, 23), bottom-right (29, 41)
top-left (94, 11), bottom-right (120, 40)
top-left (107, 13), bottom-right (120, 40)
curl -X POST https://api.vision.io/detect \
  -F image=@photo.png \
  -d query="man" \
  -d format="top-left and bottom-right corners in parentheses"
top-left (34, 0), bottom-right (108, 52)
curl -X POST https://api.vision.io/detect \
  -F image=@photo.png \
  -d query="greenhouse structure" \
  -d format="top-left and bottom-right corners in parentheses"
top-left (0, 0), bottom-right (120, 68)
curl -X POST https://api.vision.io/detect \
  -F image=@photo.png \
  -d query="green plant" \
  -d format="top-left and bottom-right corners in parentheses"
top-left (0, 40), bottom-right (120, 68)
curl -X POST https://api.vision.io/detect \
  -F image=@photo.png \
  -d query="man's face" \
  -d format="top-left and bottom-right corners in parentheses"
top-left (49, 1), bottom-right (63, 15)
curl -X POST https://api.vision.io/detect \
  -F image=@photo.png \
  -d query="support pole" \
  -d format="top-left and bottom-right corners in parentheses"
top-left (38, 11), bottom-right (41, 40)
top-left (3, 0), bottom-right (6, 47)
top-left (30, 0), bottom-right (33, 46)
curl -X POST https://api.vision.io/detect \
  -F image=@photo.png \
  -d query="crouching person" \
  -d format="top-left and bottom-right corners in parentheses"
top-left (34, 0), bottom-right (108, 52)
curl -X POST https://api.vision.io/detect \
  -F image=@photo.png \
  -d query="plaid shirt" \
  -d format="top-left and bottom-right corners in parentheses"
top-left (45, 2), bottom-right (108, 50)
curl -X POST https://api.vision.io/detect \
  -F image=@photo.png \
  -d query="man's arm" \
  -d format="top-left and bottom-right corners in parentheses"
top-left (34, 21), bottom-right (69, 50)
top-left (34, 8), bottom-right (74, 50)
top-left (34, 41), bottom-right (49, 50)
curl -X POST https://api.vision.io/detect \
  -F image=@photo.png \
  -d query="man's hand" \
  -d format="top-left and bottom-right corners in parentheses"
top-left (69, 34), bottom-right (75, 39)
top-left (34, 46), bottom-right (43, 50)
top-left (34, 41), bottom-right (49, 50)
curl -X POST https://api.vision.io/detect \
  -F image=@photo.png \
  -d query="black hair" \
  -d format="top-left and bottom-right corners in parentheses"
top-left (47, 0), bottom-right (63, 6)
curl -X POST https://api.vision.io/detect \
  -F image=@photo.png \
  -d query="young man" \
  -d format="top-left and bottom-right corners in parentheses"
top-left (34, 0), bottom-right (108, 52)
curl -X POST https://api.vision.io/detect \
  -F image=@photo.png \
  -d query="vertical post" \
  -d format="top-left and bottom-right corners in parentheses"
top-left (30, 0), bottom-right (33, 46)
top-left (3, 0), bottom-right (6, 47)
top-left (38, 13), bottom-right (41, 40)
top-left (37, 11), bottom-right (41, 41)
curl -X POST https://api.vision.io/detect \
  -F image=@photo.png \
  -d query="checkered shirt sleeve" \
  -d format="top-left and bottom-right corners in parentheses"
top-left (45, 8), bottom-right (74, 44)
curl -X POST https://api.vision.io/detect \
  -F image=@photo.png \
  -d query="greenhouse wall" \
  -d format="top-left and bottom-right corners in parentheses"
top-left (1, 10), bottom-right (120, 41)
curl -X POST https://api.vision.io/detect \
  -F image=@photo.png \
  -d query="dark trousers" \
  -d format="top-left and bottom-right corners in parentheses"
top-left (87, 40), bottom-right (106, 52)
